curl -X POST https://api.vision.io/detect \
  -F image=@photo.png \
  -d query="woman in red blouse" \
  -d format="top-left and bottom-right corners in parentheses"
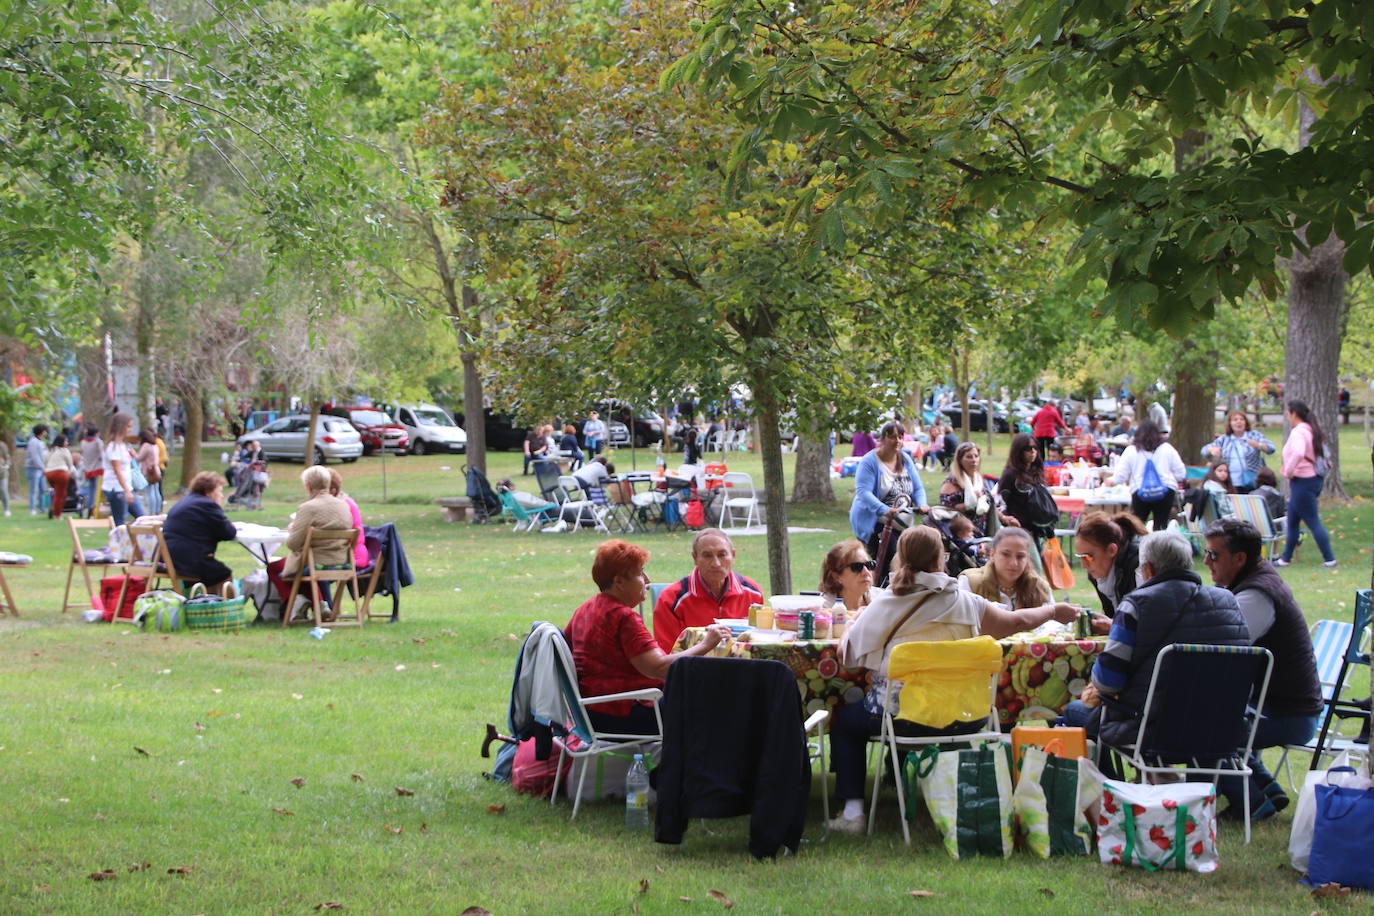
top-left (565, 540), bottom-right (732, 734)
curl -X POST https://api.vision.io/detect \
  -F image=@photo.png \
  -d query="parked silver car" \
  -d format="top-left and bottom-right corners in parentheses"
top-left (237, 415), bottom-right (363, 464)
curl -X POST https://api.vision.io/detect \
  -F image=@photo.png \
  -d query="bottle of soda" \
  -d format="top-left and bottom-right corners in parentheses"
top-left (625, 754), bottom-right (650, 831)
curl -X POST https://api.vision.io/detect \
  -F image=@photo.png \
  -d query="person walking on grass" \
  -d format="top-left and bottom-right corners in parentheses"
top-left (1276, 399), bottom-right (1336, 568)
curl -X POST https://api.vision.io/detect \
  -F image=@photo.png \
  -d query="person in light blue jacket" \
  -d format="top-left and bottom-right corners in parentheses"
top-left (849, 421), bottom-right (929, 586)
top-left (1201, 411), bottom-right (1274, 493)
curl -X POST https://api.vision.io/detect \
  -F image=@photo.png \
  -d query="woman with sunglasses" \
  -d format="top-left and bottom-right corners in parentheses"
top-left (818, 539), bottom-right (876, 614)
top-left (1074, 512), bottom-right (1149, 617)
top-left (996, 433), bottom-right (1060, 554)
top-left (849, 420), bottom-right (929, 586)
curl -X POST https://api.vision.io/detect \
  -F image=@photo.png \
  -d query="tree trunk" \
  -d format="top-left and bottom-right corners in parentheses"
top-left (1285, 77), bottom-right (1349, 499)
top-left (303, 402), bottom-right (321, 464)
top-left (751, 369), bottom-right (790, 595)
top-left (77, 343), bottom-right (112, 431)
top-left (1171, 341), bottom-right (1217, 465)
top-left (460, 285), bottom-right (486, 474)
top-left (177, 388), bottom-right (204, 491)
top-left (791, 416), bottom-right (834, 503)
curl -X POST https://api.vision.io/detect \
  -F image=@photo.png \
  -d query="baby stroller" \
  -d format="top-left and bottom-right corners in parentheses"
top-left (924, 512), bottom-right (989, 578)
top-left (228, 459), bottom-right (269, 510)
top-left (465, 464), bottom-right (501, 524)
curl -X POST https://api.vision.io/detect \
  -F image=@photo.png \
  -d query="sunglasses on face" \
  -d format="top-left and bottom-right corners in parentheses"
top-left (846, 560), bottom-right (877, 573)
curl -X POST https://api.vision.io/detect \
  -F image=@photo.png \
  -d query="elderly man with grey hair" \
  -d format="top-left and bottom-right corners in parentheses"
top-left (1058, 530), bottom-right (1250, 756)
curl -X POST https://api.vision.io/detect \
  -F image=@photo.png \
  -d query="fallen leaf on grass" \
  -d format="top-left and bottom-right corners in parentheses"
top-left (412, 638), bottom-right (426, 645)
top-left (271, 808), bottom-right (294, 816)
top-left (194, 722), bottom-right (205, 732)
top-left (93, 813), bottom-right (105, 821)
top-left (679, 898), bottom-right (692, 903)
top-left (395, 786), bottom-right (415, 796)
top-left (292, 693), bottom-right (303, 700)
top-left (315, 903), bottom-right (344, 911)
top-left (1038, 888), bottom-right (1055, 898)
top-left (167, 866), bottom-right (193, 876)
top-left (487, 804), bottom-right (505, 814)
top-left (707, 889), bottom-right (734, 908)
top-left (1311, 883), bottom-right (1351, 900)
top-left (420, 823), bottom-right (428, 833)
top-left (384, 824), bottom-right (403, 834)
top-left (459, 908), bottom-right (491, 916)
top-left (638, 878), bottom-right (650, 894)
top-left (351, 773), bottom-right (365, 782)
top-left (128, 861), bottom-right (151, 872)
top-left (291, 777), bottom-right (305, 788)
top-left (207, 711), bottom-right (224, 717)
top-left (89, 869), bottom-right (117, 881)
top-left (655, 865), bottom-right (665, 873)
top-left (631, 904), bottom-right (640, 915)
top-left (908, 890), bottom-right (937, 898)
top-left (32, 884), bottom-right (50, 893)
top-left (134, 746), bottom-right (150, 756)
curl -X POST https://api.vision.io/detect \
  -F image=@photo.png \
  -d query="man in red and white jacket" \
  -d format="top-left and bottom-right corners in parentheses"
top-left (652, 529), bottom-right (764, 651)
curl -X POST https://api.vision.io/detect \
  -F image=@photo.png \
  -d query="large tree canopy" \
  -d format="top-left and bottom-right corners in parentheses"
top-left (673, 0), bottom-right (1374, 334)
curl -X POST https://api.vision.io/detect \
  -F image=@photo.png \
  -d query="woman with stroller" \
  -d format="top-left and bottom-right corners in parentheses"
top-left (230, 439), bottom-right (268, 509)
top-left (849, 421), bottom-right (929, 586)
top-left (938, 442), bottom-right (1017, 538)
top-left (43, 434), bottom-right (78, 519)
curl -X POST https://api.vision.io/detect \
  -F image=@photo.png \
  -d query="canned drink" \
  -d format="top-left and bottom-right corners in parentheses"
top-left (1075, 608), bottom-right (1092, 639)
top-left (799, 610), bottom-right (815, 640)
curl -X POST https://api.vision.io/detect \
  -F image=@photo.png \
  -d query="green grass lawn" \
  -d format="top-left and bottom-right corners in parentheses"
top-left (1, 430), bottom-right (1370, 913)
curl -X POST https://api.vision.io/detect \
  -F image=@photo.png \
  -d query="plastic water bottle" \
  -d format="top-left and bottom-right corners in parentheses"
top-left (625, 754), bottom-right (650, 831)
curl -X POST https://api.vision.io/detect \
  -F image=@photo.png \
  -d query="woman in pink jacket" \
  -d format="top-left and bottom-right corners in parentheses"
top-left (1276, 400), bottom-right (1336, 567)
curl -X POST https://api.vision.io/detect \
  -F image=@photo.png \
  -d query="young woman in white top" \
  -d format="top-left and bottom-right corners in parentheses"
top-left (100, 412), bottom-right (143, 526)
top-left (1107, 420), bottom-right (1185, 531)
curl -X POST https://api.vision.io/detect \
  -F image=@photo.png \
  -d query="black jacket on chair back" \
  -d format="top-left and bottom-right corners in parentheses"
top-left (654, 656), bottom-right (810, 859)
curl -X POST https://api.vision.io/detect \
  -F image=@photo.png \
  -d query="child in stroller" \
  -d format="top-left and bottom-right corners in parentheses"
top-left (229, 457), bottom-right (268, 509)
top-left (925, 511), bottom-right (988, 577)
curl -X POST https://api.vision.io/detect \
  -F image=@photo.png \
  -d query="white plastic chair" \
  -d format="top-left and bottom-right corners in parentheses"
top-left (546, 630), bottom-right (663, 819)
top-left (719, 471), bottom-right (760, 529)
top-left (867, 639), bottom-right (1004, 845)
top-left (555, 475), bottom-right (610, 533)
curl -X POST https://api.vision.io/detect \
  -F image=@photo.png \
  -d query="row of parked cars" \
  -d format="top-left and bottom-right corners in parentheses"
top-left (237, 400), bottom-right (669, 463)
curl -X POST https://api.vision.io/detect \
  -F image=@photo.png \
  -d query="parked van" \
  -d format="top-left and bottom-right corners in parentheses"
top-left (392, 403), bottom-right (467, 455)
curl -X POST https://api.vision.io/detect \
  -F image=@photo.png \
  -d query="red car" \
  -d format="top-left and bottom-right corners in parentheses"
top-left (334, 407), bottom-right (408, 455)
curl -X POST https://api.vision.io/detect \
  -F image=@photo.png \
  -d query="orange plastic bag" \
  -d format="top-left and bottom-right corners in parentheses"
top-left (1041, 537), bottom-right (1076, 591)
top-left (1010, 725), bottom-right (1088, 782)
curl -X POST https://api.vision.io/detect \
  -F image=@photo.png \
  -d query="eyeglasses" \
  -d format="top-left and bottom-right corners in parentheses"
top-left (1073, 553), bottom-right (1093, 561)
top-left (846, 560), bottom-right (877, 573)
top-left (1203, 549), bottom-right (1220, 562)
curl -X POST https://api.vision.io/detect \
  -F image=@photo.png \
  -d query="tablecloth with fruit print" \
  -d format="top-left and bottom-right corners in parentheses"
top-left (997, 635), bottom-right (1106, 726)
top-left (673, 630), bottom-right (870, 718)
top-left (676, 628), bottom-right (1104, 725)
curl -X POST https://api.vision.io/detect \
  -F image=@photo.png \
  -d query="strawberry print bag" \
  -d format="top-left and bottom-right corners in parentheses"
top-left (1097, 781), bottom-right (1219, 873)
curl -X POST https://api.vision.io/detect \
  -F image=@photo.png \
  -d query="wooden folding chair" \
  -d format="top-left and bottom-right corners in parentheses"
top-left (0, 560), bottom-right (26, 616)
top-left (62, 517), bottom-right (117, 613)
top-left (283, 528), bottom-right (362, 628)
top-left (116, 524), bottom-right (179, 621)
top-left (359, 551), bottom-right (388, 622)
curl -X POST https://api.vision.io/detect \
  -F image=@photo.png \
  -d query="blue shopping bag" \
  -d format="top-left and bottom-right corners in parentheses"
top-left (1306, 784), bottom-right (1374, 890)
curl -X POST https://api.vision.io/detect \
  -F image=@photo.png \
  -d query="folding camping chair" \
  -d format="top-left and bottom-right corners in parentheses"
top-left (1307, 590), bottom-right (1372, 772)
top-left (62, 517), bottom-right (117, 613)
top-left (1098, 644), bottom-right (1273, 844)
top-left (1226, 493), bottom-right (1283, 560)
top-left (1276, 615), bottom-right (1369, 787)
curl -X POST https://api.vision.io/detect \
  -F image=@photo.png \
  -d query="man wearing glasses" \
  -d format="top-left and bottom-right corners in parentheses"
top-left (1203, 518), bottom-right (1321, 821)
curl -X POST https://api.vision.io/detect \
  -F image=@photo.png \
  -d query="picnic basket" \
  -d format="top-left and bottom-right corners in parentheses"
top-left (184, 582), bottom-right (250, 633)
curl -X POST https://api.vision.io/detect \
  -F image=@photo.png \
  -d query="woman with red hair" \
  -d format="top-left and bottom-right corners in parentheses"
top-left (565, 539), bottom-right (732, 734)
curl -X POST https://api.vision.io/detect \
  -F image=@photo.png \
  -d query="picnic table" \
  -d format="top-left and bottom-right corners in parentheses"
top-left (674, 627), bottom-right (1106, 726)
top-left (233, 522), bottom-right (290, 566)
top-left (1051, 486), bottom-right (1131, 516)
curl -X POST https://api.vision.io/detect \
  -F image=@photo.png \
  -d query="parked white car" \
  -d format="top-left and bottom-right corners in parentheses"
top-left (394, 403), bottom-right (468, 455)
top-left (238, 415), bottom-right (363, 464)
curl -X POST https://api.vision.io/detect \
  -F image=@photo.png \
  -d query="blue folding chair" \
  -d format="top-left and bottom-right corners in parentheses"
top-left (1306, 590), bottom-right (1372, 772)
top-left (1275, 618), bottom-right (1356, 787)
